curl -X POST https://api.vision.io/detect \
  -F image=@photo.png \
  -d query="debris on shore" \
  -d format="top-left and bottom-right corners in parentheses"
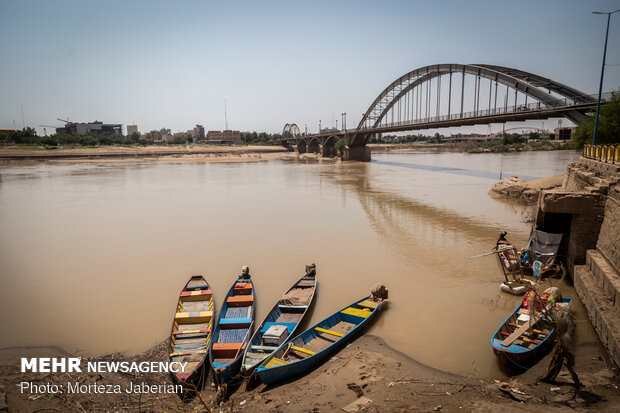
top-left (1, 336), bottom-right (617, 412)
top-left (490, 174), bottom-right (565, 204)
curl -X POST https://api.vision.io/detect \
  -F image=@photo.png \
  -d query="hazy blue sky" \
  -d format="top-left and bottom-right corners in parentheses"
top-left (1, 0), bottom-right (620, 135)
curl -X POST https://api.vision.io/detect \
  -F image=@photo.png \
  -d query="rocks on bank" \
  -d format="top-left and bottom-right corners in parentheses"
top-left (490, 174), bottom-right (565, 204)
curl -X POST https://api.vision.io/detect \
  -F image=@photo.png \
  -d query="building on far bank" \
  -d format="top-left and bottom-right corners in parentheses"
top-left (554, 126), bottom-right (576, 141)
top-left (193, 124), bottom-right (205, 140)
top-left (0, 128), bottom-right (14, 137)
top-left (206, 130), bottom-right (242, 144)
top-left (127, 124), bottom-right (138, 136)
top-left (56, 121), bottom-right (122, 135)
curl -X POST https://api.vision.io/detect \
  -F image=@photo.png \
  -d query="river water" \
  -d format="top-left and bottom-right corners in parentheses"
top-left (0, 150), bottom-right (594, 377)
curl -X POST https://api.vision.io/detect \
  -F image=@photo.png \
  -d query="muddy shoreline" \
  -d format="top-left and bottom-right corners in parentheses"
top-left (0, 143), bottom-right (575, 162)
top-left (1, 334), bottom-right (617, 412)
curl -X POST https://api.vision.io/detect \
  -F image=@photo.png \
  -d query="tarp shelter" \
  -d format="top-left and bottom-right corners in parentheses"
top-left (523, 229), bottom-right (563, 267)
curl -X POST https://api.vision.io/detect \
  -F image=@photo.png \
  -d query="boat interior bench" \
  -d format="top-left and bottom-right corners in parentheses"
top-left (212, 342), bottom-right (246, 359)
top-left (251, 345), bottom-right (279, 352)
top-left (175, 311), bottom-right (213, 323)
top-left (226, 296), bottom-right (254, 307)
top-left (314, 326), bottom-right (344, 337)
top-left (341, 307), bottom-right (371, 318)
top-left (219, 317), bottom-right (252, 328)
top-left (173, 328), bottom-right (211, 336)
top-left (264, 357), bottom-right (289, 368)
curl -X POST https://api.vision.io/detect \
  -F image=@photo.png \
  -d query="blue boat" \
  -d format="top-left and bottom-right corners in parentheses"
top-left (256, 295), bottom-right (383, 385)
top-left (208, 277), bottom-right (255, 387)
top-left (241, 272), bottom-right (317, 375)
top-left (492, 295), bottom-right (572, 370)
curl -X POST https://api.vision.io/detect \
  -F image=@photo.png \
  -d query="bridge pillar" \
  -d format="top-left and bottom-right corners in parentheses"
top-left (343, 146), bottom-right (371, 161)
top-left (320, 144), bottom-right (337, 158)
top-left (296, 141), bottom-right (307, 154)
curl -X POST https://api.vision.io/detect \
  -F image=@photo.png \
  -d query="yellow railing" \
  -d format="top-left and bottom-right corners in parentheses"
top-left (583, 144), bottom-right (620, 163)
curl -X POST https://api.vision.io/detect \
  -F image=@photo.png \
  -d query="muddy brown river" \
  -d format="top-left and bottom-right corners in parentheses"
top-left (0, 150), bottom-right (597, 377)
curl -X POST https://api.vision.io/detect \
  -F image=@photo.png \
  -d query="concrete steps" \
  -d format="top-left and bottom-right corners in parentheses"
top-left (574, 249), bottom-right (620, 369)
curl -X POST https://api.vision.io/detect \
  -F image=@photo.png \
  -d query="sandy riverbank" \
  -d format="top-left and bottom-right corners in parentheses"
top-left (1, 334), bottom-right (617, 412)
top-left (0, 145), bottom-right (292, 162)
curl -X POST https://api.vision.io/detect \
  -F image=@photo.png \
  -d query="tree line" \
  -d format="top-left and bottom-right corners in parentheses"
top-left (572, 92), bottom-right (620, 148)
top-left (1, 129), bottom-right (284, 147)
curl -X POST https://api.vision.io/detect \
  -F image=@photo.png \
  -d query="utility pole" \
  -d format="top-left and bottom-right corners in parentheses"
top-left (224, 99), bottom-right (228, 130)
top-left (592, 9), bottom-right (620, 145)
top-left (319, 120), bottom-right (321, 134)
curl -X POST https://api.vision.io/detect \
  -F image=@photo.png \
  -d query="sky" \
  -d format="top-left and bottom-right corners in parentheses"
top-left (1, 0), bottom-right (620, 136)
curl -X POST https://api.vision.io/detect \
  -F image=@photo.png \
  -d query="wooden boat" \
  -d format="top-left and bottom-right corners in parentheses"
top-left (495, 232), bottom-right (532, 296)
top-left (241, 272), bottom-right (317, 375)
top-left (256, 295), bottom-right (383, 385)
top-left (492, 294), bottom-right (572, 369)
top-left (209, 277), bottom-right (255, 386)
top-left (168, 275), bottom-right (214, 388)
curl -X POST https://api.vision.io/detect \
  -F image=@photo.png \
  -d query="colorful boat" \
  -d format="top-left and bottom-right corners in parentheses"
top-left (209, 277), bottom-right (255, 386)
top-left (241, 272), bottom-right (317, 375)
top-left (492, 294), bottom-right (572, 369)
top-left (256, 295), bottom-right (383, 385)
top-left (168, 275), bottom-right (215, 388)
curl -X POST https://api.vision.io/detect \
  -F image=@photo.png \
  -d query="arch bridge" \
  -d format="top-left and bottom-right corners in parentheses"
top-left (278, 63), bottom-right (604, 160)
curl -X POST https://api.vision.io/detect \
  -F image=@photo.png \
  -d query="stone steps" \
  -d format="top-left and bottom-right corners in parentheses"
top-left (574, 250), bottom-right (620, 369)
top-left (586, 250), bottom-right (620, 309)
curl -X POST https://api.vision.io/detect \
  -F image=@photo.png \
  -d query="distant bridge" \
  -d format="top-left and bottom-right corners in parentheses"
top-left (278, 63), bottom-right (607, 160)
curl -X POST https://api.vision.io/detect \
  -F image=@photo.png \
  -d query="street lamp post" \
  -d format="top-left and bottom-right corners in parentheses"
top-left (592, 9), bottom-right (620, 145)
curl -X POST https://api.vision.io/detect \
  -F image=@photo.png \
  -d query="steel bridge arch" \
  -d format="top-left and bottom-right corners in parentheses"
top-left (486, 126), bottom-right (550, 140)
top-left (282, 123), bottom-right (302, 140)
top-left (352, 64), bottom-right (594, 147)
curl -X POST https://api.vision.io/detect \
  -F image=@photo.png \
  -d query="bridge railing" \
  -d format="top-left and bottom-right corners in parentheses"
top-left (361, 91), bottom-right (612, 131)
top-left (583, 144), bottom-right (620, 164)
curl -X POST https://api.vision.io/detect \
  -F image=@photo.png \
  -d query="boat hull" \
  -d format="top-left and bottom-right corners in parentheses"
top-left (167, 275), bottom-right (215, 392)
top-left (491, 297), bottom-right (572, 373)
top-left (208, 277), bottom-right (255, 387)
top-left (257, 296), bottom-right (382, 385)
top-left (241, 273), bottom-right (317, 375)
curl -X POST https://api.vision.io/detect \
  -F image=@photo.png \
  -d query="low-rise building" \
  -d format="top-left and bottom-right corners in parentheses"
top-left (206, 130), bottom-right (242, 144)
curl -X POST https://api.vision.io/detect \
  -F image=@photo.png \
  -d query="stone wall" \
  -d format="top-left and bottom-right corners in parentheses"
top-left (536, 157), bottom-right (618, 279)
top-left (562, 156), bottom-right (620, 369)
top-left (597, 186), bottom-right (620, 273)
top-left (537, 191), bottom-right (606, 278)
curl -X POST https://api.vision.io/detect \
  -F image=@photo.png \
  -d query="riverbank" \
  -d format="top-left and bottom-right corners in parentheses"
top-left (1, 335), bottom-right (617, 412)
top-left (369, 140), bottom-right (573, 154)
top-left (0, 142), bottom-right (575, 162)
top-left (0, 145), bottom-right (291, 161)
top-left (490, 174), bottom-right (566, 204)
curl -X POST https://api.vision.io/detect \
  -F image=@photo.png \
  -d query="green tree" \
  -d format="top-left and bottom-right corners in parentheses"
top-left (503, 133), bottom-right (524, 145)
top-left (80, 136), bottom-right (97, 146)
top-left (572, 92), bottom-right (620, 148)
top-left (334, 138), bottom-right (346, 157)
top-left (42, 136), bottom-right (58, 146)
top-left (7, 127), bottom-right (37, 144)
